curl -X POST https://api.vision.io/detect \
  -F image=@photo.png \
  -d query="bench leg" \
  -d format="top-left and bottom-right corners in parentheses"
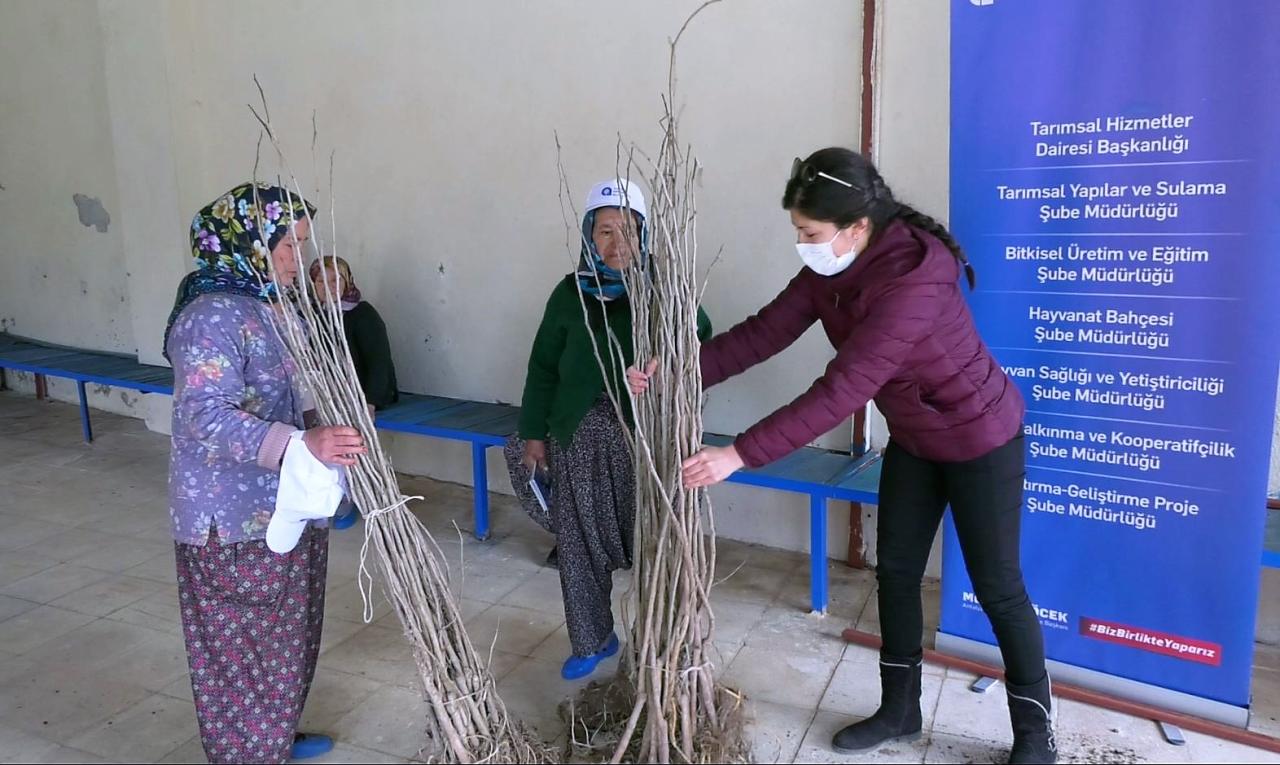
top-left (810, 494), bottom-right (829, 614)
top-left (35, 373), bottom-right (47, 400)
top-left (77, 381), bottom-right (93, 443)
top-left (472, 442), bottom-right (491, 541)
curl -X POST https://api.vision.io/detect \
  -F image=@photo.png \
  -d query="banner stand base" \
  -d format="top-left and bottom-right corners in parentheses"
top-left (933, 631), bottom-right (1247, 727)
top-left (841, 627), bottom-right (1280, 754)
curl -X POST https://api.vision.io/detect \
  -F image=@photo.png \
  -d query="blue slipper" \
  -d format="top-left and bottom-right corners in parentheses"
top-left (291, 733), bottom-right (334, 759)
top-left (561, 633), bottom-right (620, 680)
top-left (331, 504), bottom-right (359, 531)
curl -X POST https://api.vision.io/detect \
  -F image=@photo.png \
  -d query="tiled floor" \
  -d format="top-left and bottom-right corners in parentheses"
top-left (0, 392), bottom-right (1277, 763)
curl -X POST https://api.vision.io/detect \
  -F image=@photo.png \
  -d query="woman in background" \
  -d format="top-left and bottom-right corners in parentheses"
top-left (310, 255), bottom-right (398, 529)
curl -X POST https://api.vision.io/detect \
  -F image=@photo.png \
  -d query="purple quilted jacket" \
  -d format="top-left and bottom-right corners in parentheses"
top-left (701, 220), bottom-right (1024, 468)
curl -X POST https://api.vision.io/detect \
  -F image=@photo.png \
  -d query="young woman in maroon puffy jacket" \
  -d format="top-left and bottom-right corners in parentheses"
top-left (628, 148), bottom-right (1055, 764)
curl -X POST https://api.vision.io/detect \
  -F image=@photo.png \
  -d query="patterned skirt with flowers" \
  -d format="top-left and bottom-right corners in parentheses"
top-left (174, 526), bottom-right (329, 764)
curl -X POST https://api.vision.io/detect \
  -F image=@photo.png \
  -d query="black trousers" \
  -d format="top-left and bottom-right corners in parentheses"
top-left (875, 432), bottom-right (1046, 685)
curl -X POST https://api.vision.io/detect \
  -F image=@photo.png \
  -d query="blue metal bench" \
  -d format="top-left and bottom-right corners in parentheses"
top-left (0, 334), bottom-right (879, 611)
top-left (375, 396), bottom-right (884, 613)
top-left (374, 392), bottom-right (514, 540)
top-left (0, 334), bottom-right (174, 442)
top-left (4, 333), bottom-right (1277, 613)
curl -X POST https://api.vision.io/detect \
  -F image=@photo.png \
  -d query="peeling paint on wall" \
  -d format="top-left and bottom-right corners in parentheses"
top-left (72, 193), bottom-right (111, 233)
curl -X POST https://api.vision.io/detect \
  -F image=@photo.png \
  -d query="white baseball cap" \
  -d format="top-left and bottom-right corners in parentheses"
top-left (267, 431), bottom-right (347, 554)
top-left (584, 178), bottom-right (647, 221)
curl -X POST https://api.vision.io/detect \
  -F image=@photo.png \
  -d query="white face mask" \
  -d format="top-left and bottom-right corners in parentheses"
top-left (795, 228), bottom-right (858, 276)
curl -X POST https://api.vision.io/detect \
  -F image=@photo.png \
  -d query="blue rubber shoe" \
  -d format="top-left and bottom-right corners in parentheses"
top-left (561, 633), bottom-right (620, 680)
top-left (331, 503), bottom-right (359, 531)
top-left (291, 733), bottom-right (334, 759)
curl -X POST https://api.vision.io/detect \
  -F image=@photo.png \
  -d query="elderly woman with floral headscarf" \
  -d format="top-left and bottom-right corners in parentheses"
top-left (164, 182), bottom-right (365, 764)
top-left (507, 178), bottom-right (712, 681)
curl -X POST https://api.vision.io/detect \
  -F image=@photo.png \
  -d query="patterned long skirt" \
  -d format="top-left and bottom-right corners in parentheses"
top-left (174, 526), bottom-right (329, 764)
top-left (550, 397), bottom-right (636, 657)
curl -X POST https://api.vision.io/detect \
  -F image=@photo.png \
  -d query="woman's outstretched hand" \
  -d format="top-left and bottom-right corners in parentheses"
top-left (681, 444), bottom-right (744, 489)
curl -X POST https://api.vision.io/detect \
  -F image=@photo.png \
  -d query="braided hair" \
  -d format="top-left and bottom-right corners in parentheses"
top-left (782, 147), bottom-right (975, 289)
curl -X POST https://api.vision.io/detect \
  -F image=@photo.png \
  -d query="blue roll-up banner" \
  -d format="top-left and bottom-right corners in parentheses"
top-left (942, 0), bottom-right (1280, 723)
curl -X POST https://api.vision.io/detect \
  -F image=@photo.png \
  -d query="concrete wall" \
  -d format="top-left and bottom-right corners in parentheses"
top-left (159, 0), bottom-right (863, 445)
top-left (0, 0), bottom-right (867, 560)
top-left (3, 0), bottom-right (1275, 569)
top-left (0, 1), bottom-right (132, 352)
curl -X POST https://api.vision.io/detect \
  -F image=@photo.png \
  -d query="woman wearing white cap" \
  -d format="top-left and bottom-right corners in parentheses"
top-left (511, 178), bottom-right (712, 679)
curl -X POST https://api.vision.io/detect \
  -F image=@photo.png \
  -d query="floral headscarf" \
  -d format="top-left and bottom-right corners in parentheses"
top-left (163, 183), bottom-right (316, 358)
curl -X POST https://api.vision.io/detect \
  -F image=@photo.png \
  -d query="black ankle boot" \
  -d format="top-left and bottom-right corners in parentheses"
top-left (831, 652), bottom-right (923, 753)
top-left (1006, 674), bottom-right (1057, 764)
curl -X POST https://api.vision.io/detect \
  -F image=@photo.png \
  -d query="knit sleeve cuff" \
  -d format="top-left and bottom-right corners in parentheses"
top-left (732, 433), bottom-right (770, 469)
top-left (258, 422), bottom-right (299, 471)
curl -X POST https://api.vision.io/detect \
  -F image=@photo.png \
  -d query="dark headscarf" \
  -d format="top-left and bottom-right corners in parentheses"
top-left (163, 183), bottom-right (316, 358)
